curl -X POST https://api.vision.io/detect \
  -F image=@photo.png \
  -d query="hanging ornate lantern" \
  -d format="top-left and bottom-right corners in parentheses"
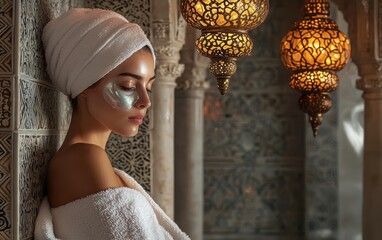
top-left (180, 0), bottom-right (269, 95)
top-left (280, 0), bottom-right (351, 136)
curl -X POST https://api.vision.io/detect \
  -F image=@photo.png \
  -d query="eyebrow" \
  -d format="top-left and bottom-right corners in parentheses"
top-left (118, 72), bottom-right (156, 81)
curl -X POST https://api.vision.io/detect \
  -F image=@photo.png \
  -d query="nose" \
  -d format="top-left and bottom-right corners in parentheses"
top-left (134, 88), bottom-right (151, 109)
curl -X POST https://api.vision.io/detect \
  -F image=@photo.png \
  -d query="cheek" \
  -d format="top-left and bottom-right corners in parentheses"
top-left (106, 114), bottom-right (141, 137)
top-left (86, 91), bottom-right (140, 136)
top-left (86, 90), bottom-right (121, 125)
top-left (103, 82), bottom-right (139, 111)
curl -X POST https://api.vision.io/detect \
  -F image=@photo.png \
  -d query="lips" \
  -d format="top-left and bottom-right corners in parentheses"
top-left (128, 115), bottom-right (144, 125)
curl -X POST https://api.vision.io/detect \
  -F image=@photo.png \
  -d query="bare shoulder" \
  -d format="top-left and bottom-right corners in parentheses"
top-left (48, 143), bottom-right (122, 208)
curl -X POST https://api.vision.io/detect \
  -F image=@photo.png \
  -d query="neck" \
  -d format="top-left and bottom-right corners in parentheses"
top-left (62, 109), bottom-right (111, 150)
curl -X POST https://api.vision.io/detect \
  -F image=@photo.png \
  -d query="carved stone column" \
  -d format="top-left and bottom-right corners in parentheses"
top-left (337, 0), bottom-right (382, 239)
top-left (151, 0), bottom-right (186, 218)
top-left (174, 25), bottom-right (209, 239)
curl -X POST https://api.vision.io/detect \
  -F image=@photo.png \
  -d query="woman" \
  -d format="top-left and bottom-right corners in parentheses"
top-left (34, 8), bottom-right (189, 240)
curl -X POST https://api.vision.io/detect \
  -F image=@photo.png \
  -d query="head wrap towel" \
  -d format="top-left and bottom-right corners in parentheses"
top-left (42, 8), bottom-right (155, 98)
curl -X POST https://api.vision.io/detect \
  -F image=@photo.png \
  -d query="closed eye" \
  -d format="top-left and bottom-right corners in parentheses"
top-left (118, 85), bottom-right (135, 91)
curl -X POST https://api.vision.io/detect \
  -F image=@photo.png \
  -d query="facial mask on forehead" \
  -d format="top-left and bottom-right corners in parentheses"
top-left (103, 79), bottom-right (139, 111)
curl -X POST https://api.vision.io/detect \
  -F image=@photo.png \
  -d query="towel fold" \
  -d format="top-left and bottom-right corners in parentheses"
top-left (34, 169), bottom-right (189, 240)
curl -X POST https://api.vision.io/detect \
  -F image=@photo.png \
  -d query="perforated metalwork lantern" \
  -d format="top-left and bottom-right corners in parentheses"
top-left (180, 0), bottom-right (269, 95)
top-left (280, 0), bottom-right (351, 136)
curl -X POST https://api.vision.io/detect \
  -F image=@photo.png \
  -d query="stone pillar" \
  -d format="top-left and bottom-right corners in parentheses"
top-left (360, 87), bottom-right (382, 240)
top-left (337, 0), bottom-right (382, 239)
top-left (175, 25), bottom-right (209, 239)
top-left (151, 0), bottom-right (186, 218)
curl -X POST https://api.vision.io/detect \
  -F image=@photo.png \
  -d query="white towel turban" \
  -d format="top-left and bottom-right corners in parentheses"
top-left (42, 8), bottom-right (155, 98)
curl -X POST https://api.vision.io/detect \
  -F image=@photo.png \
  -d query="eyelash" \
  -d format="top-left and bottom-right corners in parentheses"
top-left (119, 86), bottom-right (135, 91)
top-left (119, 85), bottom-right (152, 94)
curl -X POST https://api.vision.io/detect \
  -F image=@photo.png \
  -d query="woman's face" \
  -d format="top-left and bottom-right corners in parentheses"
top-left (83, 48), bottom-right (155, 137)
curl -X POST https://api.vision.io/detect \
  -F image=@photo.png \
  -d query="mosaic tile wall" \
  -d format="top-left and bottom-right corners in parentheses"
top-left (203, 1), bottom-right (306, 239)
top-left (86, 0), bottom-right (152, 192)
top-left (0, 0), bottom-right (15, 239)
top-left (0, 133), bottom-right (11, 239)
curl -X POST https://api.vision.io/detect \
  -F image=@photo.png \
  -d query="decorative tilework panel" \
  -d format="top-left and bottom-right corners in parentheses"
top-left (203, 0), bottom-right (305, 238)
top-left (106, 117), bottom-right (151, 192)
top-left (87, 0), bottom-right (151, 37)
top-left (229, 63), bottom-right (291, 93)
top-left (19, 79), bottom-right (60, 130)
top-left (0, 133), bottom-right (12, 239)
top-left (0, 77), bottom-right (12, 129)
top-left (0, 0), bottom-right (13, 74)
top-left (305, 92), bottom-right (338, 240)
top-left (204, 116), bottom-right (304, 165)
top-left (204, 91), bottom-right (301, 119)
top-left (19, 134), bottom-right (59, 240)
top-left (204, 167), bottom-right (304, 235)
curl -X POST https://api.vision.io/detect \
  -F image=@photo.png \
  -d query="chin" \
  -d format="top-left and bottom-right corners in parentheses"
top-left (114, 128), bottom-right (139, 137)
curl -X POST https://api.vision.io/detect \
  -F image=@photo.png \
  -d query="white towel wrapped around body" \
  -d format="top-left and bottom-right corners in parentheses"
top-left (34, 169), bottom-right (189, 240)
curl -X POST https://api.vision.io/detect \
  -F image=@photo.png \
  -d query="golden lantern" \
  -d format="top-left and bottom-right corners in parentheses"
top-left (180, 0), bottom-right (269, 95)
top-left (280, 0), bottom-right (351, 136)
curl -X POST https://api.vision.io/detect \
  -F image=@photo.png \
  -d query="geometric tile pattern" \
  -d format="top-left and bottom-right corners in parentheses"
top-left (106, 117), bottom-right (151, 192)
top-left (19, 134), bottom-right (59, 240)
top-left (204, 167), bottom-right (304, 235)
top-left (0, 133), bottom-right (12, 239)
top-left (0, 77), bottom-right (12, 129)
top-left (203, 0), bottom-right (305, 238)
top-left (0, 0), bottom-right (13, 74)
top-left (88, 0), bottom-right (152, 192)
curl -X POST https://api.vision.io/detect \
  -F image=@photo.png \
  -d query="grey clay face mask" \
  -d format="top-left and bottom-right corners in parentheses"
top-left (103, 78), bottom-right (139, 111)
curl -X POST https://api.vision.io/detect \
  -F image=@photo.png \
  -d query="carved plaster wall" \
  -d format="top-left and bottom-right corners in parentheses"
top-left (15, 1), bottom-right (78, 239)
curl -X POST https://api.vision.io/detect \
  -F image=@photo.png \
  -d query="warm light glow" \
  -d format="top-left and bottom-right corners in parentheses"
top-left (181, 0), bottom-right (269, 29)
top-left (196, 32), bottom-right (253, 57)
top-left (289, 70), bottom-right (338, 92)
top-left (180, 0), bottom-right (269, 95)
top-left (279, 0), bottom-right (351, 136)
top-left (281, 29), bottom-right (351, 71)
